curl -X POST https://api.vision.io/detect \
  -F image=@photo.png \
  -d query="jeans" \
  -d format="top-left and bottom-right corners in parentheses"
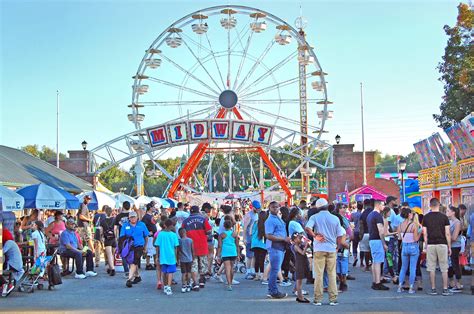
top-left (61, 249), bottom-right (94, 274)
top-left (398, 242), bottom-right (419, 286)
top-left (336, 256), bottom-right (349, 275)
top-left (268, 248), bottom-right (284, 295)
top-left (313, 252), bottom-right (337, 303)
top-left (352, 232), bottom-right (360, 257)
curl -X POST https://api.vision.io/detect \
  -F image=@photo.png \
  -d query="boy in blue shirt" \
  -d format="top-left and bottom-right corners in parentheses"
top-left (155, 219), bottom-right (179, 295)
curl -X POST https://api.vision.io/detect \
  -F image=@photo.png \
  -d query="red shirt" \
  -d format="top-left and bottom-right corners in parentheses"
top-left (3, 228), bottom-right (14, 242)
top-left (182, 214), bottom-right (211, 256)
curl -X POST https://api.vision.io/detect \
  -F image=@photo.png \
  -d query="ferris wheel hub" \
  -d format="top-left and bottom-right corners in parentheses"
top-left (219, 89), bottom-right (238, 109)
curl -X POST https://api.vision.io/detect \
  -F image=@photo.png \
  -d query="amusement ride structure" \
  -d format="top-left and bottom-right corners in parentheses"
top-left (88, 5), bottom-right (335, 203)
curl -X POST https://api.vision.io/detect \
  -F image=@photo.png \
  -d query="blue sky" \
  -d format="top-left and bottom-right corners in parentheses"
top-left (1, 0), bottom-right (460, 160)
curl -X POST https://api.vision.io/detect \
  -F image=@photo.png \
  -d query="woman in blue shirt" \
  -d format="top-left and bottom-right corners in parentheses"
top-left (217, 220), bottom-right (239, 291)
top-left (251, 211), bottom-right (268, 281)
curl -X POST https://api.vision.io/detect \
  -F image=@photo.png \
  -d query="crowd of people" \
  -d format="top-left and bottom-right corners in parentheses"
top-left (1, 194), bottom-right (473, 304)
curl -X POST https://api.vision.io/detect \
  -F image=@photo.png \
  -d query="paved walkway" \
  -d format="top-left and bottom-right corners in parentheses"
top-left (2, 260), bottom-right (473, 313)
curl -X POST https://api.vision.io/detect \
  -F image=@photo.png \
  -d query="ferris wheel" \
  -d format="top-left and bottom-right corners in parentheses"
top-left (130, 4), bottom-right (332, 133)
top-left (91, 5), bottom-right (334, 199)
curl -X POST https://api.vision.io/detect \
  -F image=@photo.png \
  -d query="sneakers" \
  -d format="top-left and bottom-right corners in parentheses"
top-left (261, 280), bottom-right (269, 285)
top-left (408, 285), bottom-right (416, 294)
top-left (109, 269), bottom-right (115, 277)
top-left (192, 284), bottom-right (200, 292)
top-left (126, 280), bottom-right (133, 288)
top-left (1, 280), bottom-right (16, 297)
top-left (449, 287), bottom-right (463, 293)
top-left (429, 288), bottom-right (438, 295)
top-left (269, 292), bottom-right (287, 299)
top-left (245, 273), bottom-right (256, 280)
top-left (329, 301), bottom-right (339, 306)
top-left (215, 274), bottom-right (224, 283)
top-left (227, 285), bottom-right (233, 291)
top-left (232, 279), bottom-right (240, 285)
top-left (397, 285), bottom-right (403, 293)
top-left (85, 271), bottom-right (97, 277)
top-left (313, 301), bottom-right (322, 306)
top-left (164, 286), bottom-right (173, 296)
top-left (442, 289), bottom-right (453, 296)
top-left (132, 276), bottom-right (142, 284)
top-left (371, 283), bottom-right (389, 291)
top-left (186, 285), bottom-right (191, 292)
top-left (181, 286), bottom-right (187, 293)
top-left (279, 280), bottom-right (292, 287)
top-left (75, 273), bottom-right (86, 279)
top-left (123, 272), bottom-right (129, 279)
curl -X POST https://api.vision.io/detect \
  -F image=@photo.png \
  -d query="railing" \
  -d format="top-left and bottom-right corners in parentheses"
top-left (419, 157), bottom-right (474, 190)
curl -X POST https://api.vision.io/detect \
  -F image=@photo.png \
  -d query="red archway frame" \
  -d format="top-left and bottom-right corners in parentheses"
top-left (167, 107), bottom-right (292, 204)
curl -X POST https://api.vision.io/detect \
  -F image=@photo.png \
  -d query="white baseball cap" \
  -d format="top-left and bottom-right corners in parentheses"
top-left (315, 198), bottom-right (328, 208)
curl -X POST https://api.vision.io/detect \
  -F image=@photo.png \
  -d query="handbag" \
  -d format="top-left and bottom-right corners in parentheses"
top-left (48, 264), bottom-right (62, 286)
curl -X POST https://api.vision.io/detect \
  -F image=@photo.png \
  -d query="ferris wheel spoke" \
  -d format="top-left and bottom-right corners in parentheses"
top-left (137, 100), bottom-right (217, 107)
top-left (230, 21), bottom-right (251, 54)
top-left (235, 39), bottom-right (276, 94)
top-left (180, 32), bottom-right (213, 54)
top-left (204, 32), bottom-right (226, 90)
top-left (232, 29), bottom-right (254, 90)
top-left (181, 38), bottom-right (223, 92)
top-left (148, 76), bottom-right (217, 99)
top-left (240, 99), bottom-right (322, 104)
top-left (238, 51), bottom-right (298, 95)
top-left (160, 54), bottom-right (221, 95)
top-left (240, 74), bottom-right (307, 99)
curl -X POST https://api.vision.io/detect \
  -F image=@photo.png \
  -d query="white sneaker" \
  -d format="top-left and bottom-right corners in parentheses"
top-left (165, 286), bottom-right (173, 296)
top-left (232, 279), bottom-right (240, 285)
top-left (279, 281), bottom-right (292, 287)
top-left (216, 275), bottom-right (224, 283)
top-left (75, 273), bottom-right (86, 279)
top-left (85, 271), bottom-right (97, 277)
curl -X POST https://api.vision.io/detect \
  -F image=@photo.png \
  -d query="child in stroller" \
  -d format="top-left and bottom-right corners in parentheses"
top-left (18, 248), bottom-right (59, 293)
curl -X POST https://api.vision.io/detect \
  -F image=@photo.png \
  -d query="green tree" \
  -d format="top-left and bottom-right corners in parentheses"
top-left (434, 2), bottom-right (473, 129)
top-left (21, 144), bottom-right (66, 161)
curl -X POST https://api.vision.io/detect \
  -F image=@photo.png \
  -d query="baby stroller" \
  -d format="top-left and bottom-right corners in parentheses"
top-left (213, 245), bottom-right (247, 274)
top-left (19, 249), bottom-right (60, 293)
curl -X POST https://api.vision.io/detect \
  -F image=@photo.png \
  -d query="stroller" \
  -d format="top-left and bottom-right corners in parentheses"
top-left (19, 248), bottom-right (60, 293)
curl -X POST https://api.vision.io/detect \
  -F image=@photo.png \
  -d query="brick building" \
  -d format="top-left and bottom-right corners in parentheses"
top-left (326, 144), bottom-right (399, 202)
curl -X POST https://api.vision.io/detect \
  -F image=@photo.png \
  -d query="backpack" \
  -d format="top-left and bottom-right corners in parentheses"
top-left (119, 237), bottom-right (135, 265)
top-left (48, 264), bottom-right (62, 286)
top-left (103, 218), bottom-right (115, 240)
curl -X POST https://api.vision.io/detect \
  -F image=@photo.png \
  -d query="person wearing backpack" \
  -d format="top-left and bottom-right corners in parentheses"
top-left (120, 211), bottom-right (148, 288)
top-left (93, 207), bottom-right (107, 268)
top-left (101, 206), bottom-right (116, 276)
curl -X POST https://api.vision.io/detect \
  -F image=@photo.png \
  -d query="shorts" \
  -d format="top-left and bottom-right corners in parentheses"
top-left (359, 234), bottom-right (370, 252)
top-left (426, 244), bottom-right (449, 272)
top-left (180, 262), bottom-right (192, 273)
top-left (222, 256), bottom-right (236, 262)
top-left (336, 256), bottom-right (349, 275)
top-left (369, 240), bottom-right (385, 263)
top-left (246, 242), bottom-right (254, 258)
top-left (146, 236), bottom-right (155, 257)
top-left (161, 264), bottom-right (177, 274)
top-left (77, 227), bottom-right (92, 242)
top-left (191, 256), bottom-right (208, 274)
top-left (132, 246), bottom-right (144, 265)
top-left (104, 238), bottom-right (117, 248)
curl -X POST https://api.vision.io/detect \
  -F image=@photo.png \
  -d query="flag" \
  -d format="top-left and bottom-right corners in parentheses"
top-left (213, 174), bottom-right (217, 188)
top-left (222, 174), bottom-right (226, 188)
top-left (344, 181), bottom-right (348, 193)
top-left (233, 175), bottom-right (236, 188)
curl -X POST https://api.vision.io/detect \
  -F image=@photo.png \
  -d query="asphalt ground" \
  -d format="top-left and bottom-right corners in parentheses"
top-left (1, 258), bottom-right (473, 313)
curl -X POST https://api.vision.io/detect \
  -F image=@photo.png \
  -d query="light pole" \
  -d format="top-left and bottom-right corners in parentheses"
top-left (398, 158), bottom-right (407, 202)
top-left (56, 90), bottom-right (60, 168)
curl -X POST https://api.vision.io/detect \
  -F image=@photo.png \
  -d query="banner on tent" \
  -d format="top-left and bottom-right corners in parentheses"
top-left (147, 119), bottom-right (274, 148)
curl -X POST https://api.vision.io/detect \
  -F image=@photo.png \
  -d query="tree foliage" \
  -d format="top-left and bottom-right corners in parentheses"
top-left (434, 2), bottom-right (474, 129)
top-left (21, 144), bottom-right (67, 161)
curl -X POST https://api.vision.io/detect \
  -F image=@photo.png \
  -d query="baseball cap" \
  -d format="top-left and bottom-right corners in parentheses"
top-left (129, 211), bottom-right (138, 218)
top-left (386, 196), bottom-right (398, 204)
top-left (315, 198), bottom-right (328, 208)
top-left (190, 205), bottom-right (200, 213)
top-left (252, 200), bottom-right (261, 209)
top-left (66, 218), bottom-right (76, 225)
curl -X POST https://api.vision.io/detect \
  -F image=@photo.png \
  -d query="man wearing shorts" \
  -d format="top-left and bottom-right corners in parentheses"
top-left (367, 200), bottom-right (389, 290)
top-left (120, 211), bottom-right (148, 288)
top-left (422, 198), bottom-right (452, 296)
top-left (182, 205), bottom-right (212, 290)
top-left (359, 199), bottom-right (373, 271)
top-left (243, 200), bottom-right (261, 279)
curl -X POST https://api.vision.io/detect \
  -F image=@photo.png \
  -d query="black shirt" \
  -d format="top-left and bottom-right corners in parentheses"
top-left (114, 212), bottom-right (130, 234)
top-left (359, 207), bottom-right (373, 234)
top-left (422, 212), bottom-right (449, 245)
top-left (367, 210), bottom-right (384, 240)
top-left (141, 213), bottom-right (157, 235)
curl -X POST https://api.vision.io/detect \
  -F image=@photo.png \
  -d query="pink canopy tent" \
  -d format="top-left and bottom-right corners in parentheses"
top-left (348, 185), bottom-right (387, 201)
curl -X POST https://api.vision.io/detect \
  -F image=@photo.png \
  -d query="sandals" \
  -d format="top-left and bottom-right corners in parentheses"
top-left (296, 297), bottom-right (310, 303)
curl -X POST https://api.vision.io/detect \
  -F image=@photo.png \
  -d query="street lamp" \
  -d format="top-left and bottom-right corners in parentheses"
top-left (335, 134), bottom-right (341, 144)
top-left (398, 158), bottom-right (407, 202)
top-left (81, 140), bottom-right (88, 150)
